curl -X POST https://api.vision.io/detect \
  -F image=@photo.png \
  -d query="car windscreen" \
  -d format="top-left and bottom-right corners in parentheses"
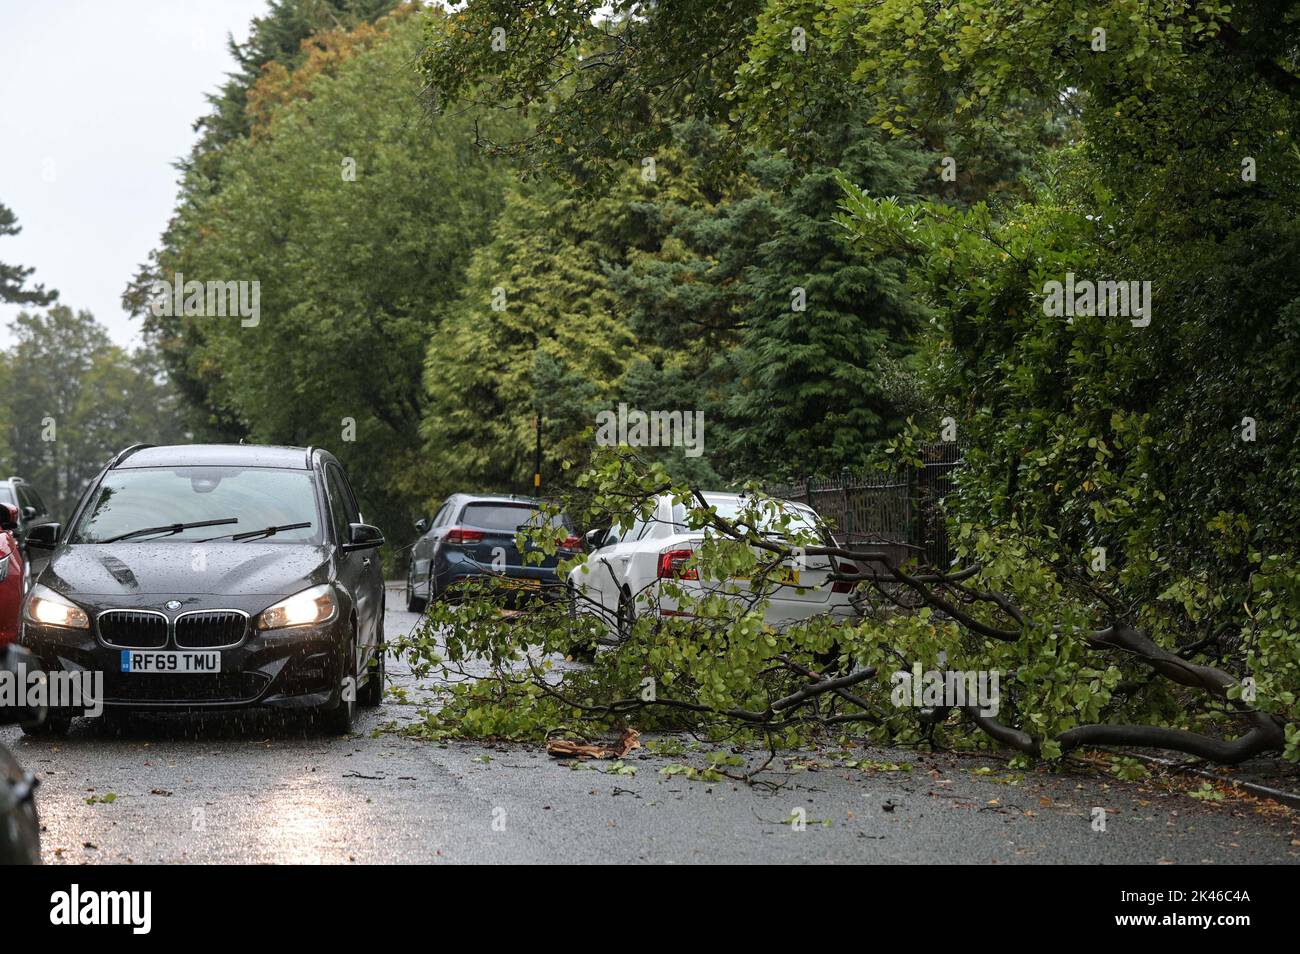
top-left (0, 486), bottom-right (14, 507)
top-left (70, 466), bottom-right (322, 544)
top-left (459, 502), bottom-right (570, 532)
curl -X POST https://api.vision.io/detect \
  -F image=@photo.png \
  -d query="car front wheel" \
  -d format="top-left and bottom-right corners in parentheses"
top-left (405, 564), bottom-right (426, 613)
top-left (21, 706), bottom-right (70, 738)
top-left (320, 631), bottom-right (357, 734)
top-left (358, 635), bottom-right (385, 708)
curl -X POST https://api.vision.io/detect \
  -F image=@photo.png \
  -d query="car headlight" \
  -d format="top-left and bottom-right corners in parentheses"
top-left (23, 583), bottom-right (90, 630)
top-left (255, 584), bottom-right (337, 631)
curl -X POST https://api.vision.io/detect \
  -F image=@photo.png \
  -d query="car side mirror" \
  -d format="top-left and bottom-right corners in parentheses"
top-left (343, 522), bottom-right (385, 552)
top-left (414, 518), bottom-right (429, 534)
top-left (21, 506), bottom-right (36, 520)
top-left (583, 528), bottom-right (606, 552)
top-left (26, 522), bottom-right (61, 549)
top-left (0, 504), bottom-right (17, 532)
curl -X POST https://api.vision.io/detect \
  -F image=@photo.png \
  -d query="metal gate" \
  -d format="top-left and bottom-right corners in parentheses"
top-left (766, 442), bottom-right (964, 572)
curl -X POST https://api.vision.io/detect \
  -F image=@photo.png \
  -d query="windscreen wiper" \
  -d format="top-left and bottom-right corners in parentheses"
top-left (100, 517), bottom-right (238, 544)
top-left (201, 522), bottom-right (312, 542)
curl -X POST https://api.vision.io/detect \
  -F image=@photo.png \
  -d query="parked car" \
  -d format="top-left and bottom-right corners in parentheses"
top-left (0, 503), bottom-right (27, 644)
top-left (405, 493), bottom-right (580, 612)
top-left (0, 649), bottom-right (41, 864)
top-left (0, 476), bottom-right (54, 557)
top-left (19, 443), bottom-right (386, 735)
top-left (0, 537), bottom-right (41, 862)
top-left (568, 492), bottom-right (859, 638)
top-left (0, 739), bottom-right (40, 863)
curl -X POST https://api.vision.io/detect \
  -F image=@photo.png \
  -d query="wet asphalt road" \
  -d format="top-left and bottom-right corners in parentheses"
top-left (3, 584), bottom-right (1298, 864)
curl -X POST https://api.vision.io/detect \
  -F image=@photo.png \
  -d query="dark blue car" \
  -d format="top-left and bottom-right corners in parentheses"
top-left (404, 494), bottom-right (578, 611)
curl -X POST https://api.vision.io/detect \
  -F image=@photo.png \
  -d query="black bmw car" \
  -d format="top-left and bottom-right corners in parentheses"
top-left (19, 443), bottom-right (385, 735)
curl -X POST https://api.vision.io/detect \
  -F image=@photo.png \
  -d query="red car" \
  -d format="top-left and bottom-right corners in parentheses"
top-left (0, 503), bottom-right (25, 646)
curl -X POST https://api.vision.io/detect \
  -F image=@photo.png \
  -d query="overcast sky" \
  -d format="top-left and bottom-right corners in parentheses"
top-left (0, 0), bottom-right (271, 349)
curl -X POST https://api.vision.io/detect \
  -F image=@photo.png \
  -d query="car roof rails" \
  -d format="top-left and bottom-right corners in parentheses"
top-left (109, 443), bottom-right (155, 468)
top-left (304, 445), bottom-right (315, 468)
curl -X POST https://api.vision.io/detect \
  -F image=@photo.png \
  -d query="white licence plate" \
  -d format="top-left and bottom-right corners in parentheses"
top-left (120, 650), bottom-right (220, 674)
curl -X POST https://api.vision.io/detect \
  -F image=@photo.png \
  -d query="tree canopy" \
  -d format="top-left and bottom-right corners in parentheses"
top-left (0, 202), bottom-right (56, 307)
top-left (0, 307), bottom-right (186, 518)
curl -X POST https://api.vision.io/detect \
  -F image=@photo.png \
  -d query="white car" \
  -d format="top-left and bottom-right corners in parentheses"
top-left (568, 492), bottom-right (859, 637)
